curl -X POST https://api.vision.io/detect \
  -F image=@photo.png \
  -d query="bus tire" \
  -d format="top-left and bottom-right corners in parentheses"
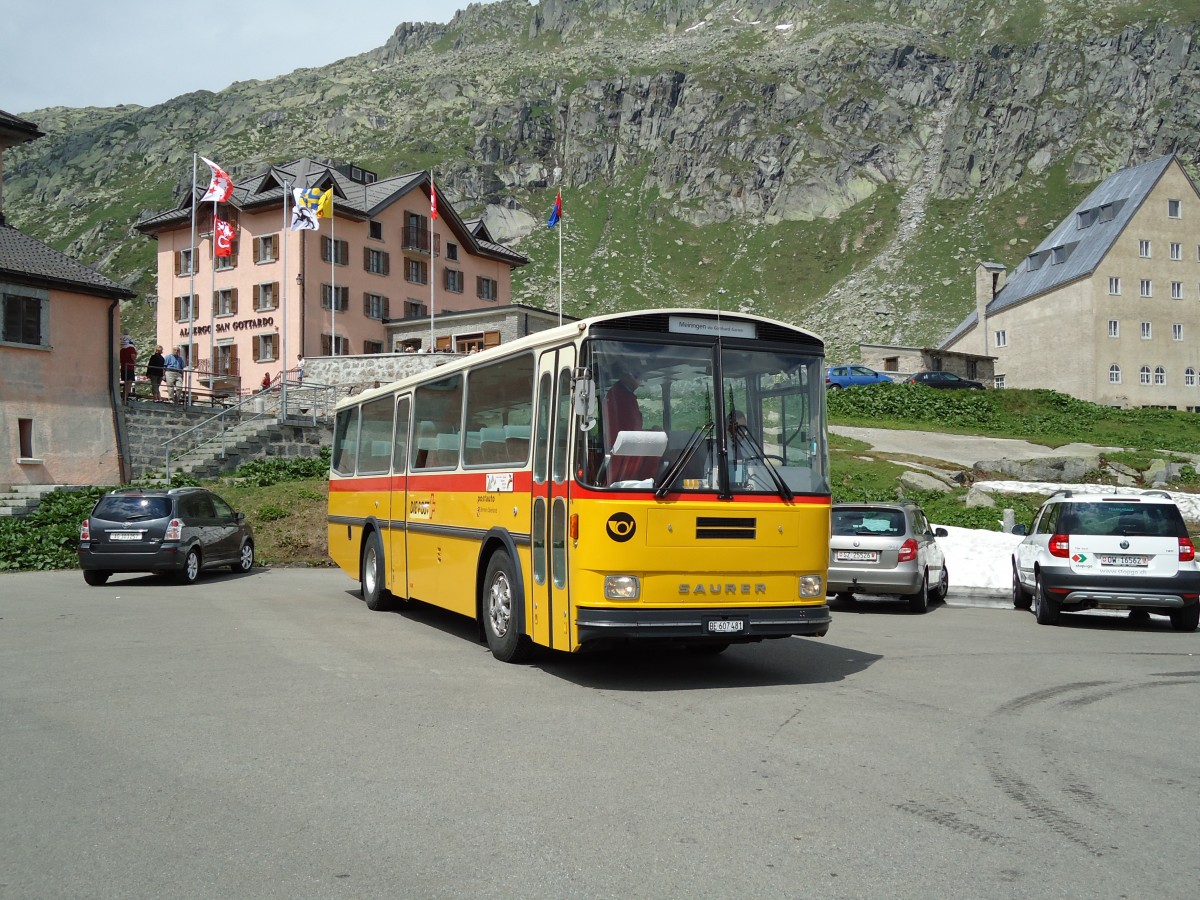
top-left (361, 531), bottom-right (392, 612)
top-left (482, 549), bottom-right (532, 663)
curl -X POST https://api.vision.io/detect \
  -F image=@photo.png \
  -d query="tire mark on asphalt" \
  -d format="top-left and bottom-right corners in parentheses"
top-left (1060, 678), bottom-right (1200, 708)
top-left (983, 751), bottom-right (1106, 857)
top-left (893, 799), bottom-right (1012, 847)
top-left (993, 681), bottom-right (1113, 716)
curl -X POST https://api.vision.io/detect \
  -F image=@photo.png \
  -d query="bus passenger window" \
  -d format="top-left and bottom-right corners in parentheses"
top-left (332, 407), bottom-right (359, 476)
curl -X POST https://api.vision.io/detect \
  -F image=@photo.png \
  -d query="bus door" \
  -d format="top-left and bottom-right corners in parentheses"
top-left (389, 396), bottom-right (411, 598)
top-left (531, 347), bottom-right (576, 650)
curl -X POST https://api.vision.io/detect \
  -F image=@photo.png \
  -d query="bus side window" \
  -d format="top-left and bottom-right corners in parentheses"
top-left (332, 407), bottom-right (359, 476)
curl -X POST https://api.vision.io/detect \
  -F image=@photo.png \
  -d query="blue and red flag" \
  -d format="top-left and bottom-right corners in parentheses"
top-left (547, 191), bottom-right (561, 228)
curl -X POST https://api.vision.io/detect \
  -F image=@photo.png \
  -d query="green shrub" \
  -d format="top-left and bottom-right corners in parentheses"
top-left (256, 504), bottom-right (290, 522)
top-left (234, 448), bottom-right (331, 486)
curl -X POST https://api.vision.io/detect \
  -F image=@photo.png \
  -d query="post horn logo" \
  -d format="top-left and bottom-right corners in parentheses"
top-left (606, 512), bottom-right (636, 542)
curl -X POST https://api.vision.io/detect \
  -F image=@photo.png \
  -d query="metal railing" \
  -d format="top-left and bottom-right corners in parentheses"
top-left (162, 378), bottom-right (340, 483)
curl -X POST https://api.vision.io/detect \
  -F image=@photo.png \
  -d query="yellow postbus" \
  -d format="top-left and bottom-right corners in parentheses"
top-left (327, 308), bottom-right (832, 662)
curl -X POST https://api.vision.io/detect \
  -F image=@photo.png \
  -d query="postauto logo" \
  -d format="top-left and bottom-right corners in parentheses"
top-left (606, 512), bottom-right (636, 543)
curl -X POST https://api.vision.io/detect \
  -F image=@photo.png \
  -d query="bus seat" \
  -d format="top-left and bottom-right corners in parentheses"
top-left (480, 426), bottom-right (508, 464)
top-left (505, 424), bottom-right (531, 463)
top-left (429, 432), bottom-right (461, 468)
top-left (414, 421), bottom-right (437, 469)
top-left (464, 431), bottom-right (483, 465)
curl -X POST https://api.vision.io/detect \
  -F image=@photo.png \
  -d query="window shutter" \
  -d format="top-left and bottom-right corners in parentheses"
top-left (484, 331), bottom-right (501, 348)
top-left (363, 247), bottom-right (370, 270)
top-left (175, 252), bottom-right (183, 276)
top-left (382, 251), bottom-right (390, 276)
top-left (363, 293), bottom-right (371, 316)
top-left (253, 336), bottom-right (261, 360)
top-left (383, 296), bottom-right (390, 318)
top-left (230, 288), bottom-right (238, 315)
top-left (212, 292), bottom-right (219, 316)
top-left (253, 284), bottom-right (260, 307)
top-left (271, 282), bottom-right (279, 310)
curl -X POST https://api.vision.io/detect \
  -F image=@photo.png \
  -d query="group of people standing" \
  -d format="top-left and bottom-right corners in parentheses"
top-left (119, 336), bottom-right (185, 403)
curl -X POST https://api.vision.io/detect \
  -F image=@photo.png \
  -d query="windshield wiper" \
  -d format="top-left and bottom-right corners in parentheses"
top-left (731, 424), bottom-right (793, 500)
top-left (655, 422), bottom-right (713, 498)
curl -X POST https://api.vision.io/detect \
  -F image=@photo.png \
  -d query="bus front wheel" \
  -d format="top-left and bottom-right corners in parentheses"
top-left (482, 550), bottom-right (532, 663)
top-left (361, 531), bottom-right (392, 612)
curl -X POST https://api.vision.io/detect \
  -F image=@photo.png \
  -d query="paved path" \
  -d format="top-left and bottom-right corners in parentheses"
top-left (830, 425), bottom-right (1117, 468)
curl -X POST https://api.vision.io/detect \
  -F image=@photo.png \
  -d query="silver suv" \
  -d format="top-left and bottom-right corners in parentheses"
top-left (1012, 490), bottom-right (1200, 631)
top-left (828, 502), bottom-right (949, 613)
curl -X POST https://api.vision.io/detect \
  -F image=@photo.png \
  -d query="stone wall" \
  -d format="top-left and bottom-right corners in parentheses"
top-left (304, 353), bottom-right (461, 390)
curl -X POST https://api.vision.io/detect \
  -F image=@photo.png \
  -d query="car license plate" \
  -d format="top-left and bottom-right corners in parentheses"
top-left (707, 619), bottom-right (744, 634)
top-left (109, 532), bottom-right (141, 542)
top-left (1099, 554), bottom-right (1149, 567)
top-left (835, 550), bottom-right (878, 562)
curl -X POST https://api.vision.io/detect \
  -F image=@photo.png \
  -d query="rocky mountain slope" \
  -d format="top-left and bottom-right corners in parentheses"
top-left (5, 0), bottom-right (1199, 357)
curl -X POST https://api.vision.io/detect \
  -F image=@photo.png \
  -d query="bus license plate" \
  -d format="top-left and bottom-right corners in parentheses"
top-left (707, 619), bottom-right (744, 634)
top-left (836, 550), bottom-right (878, 562)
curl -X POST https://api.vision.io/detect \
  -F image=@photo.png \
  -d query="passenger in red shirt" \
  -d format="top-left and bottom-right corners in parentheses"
top-left (119, 336), bottom-right (137, 402)
top-left (603, 360), bottom-right (658, 484)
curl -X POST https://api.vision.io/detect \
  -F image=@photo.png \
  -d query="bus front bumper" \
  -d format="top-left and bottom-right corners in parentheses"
top-left (575, 604), bottom-right (831, 644)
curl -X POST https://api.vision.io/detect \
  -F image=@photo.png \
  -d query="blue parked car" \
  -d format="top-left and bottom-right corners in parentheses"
top-left (825, 365), bottom-right (893, 389)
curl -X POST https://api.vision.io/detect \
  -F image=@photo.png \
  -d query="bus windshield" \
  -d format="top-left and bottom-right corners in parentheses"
top-left (580, 337), bottom-right (828, 496)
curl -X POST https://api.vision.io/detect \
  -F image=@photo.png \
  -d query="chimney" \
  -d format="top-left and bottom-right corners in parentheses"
top-left (975, 262), bottom-right (1007, 355)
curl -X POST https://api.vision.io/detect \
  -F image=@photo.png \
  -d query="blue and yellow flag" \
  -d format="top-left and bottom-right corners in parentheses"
top-left (291, 188), bottom-right (332, 231)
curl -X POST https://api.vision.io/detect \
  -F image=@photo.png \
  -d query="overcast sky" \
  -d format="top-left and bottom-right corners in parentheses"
top-left (4, 1), bottom-right (503, 114)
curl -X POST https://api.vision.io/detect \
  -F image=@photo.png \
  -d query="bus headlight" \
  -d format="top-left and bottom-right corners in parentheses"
top-left (604, 575), bottom-right (640, 601)
top-left (799, 575), bottom-right (823, 598)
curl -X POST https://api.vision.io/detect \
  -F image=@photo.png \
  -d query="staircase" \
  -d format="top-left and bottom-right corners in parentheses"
top-left (0, 484), bottom-right (89, 518)
top-left (164, 416), bottom-right (327, 481)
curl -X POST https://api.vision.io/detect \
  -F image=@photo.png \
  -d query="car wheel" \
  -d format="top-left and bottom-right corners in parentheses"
top-left (482, 549), bottom-right (532, 663)
top-left (361, 531), bottom-right (392, 612)
top-left (231, 540), bottom-right (254, 574)
top-left (932, 565), bottom-right (949, 603)
top-left (1170, 604), bottom-right (1200, 633)
top-left (83, 570), bottom-right (110, 587)
top-left (1012, 564), bottom-right (1032, 610)
top-left (178, 547), bottom-right (201, 585)
top-left (908, 572), bottom-right (930, 614)
top-left (1033, 574), bottom-right (1059, 625)
top-left (827, 383), bottom-right (841, 390)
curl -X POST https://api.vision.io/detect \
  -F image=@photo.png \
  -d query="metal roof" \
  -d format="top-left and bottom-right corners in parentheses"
top-left (0, 225), bottom-right (134, 299)
top-left (941, 154), bottom-right (1179, 349)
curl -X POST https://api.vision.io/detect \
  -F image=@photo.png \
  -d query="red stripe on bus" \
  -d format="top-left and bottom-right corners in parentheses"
top-left (330, 471), bottom-right (536, 492)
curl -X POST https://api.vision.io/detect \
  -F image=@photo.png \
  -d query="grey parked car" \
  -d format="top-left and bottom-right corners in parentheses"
top-left (78, 487), bottom-right (254, 586)
top-left (828, 502), bottom-right (949, 613)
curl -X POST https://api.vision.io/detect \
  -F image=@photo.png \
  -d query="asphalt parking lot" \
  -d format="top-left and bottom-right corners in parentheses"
top-left (1, 568), bottom-right (1197, 899)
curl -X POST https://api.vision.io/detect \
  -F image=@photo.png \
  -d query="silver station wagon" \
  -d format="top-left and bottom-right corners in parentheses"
top-left (828, 502), bottom-right (949, 613)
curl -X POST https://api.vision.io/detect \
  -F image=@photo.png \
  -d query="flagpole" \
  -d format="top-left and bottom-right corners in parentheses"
top-left (188, 153), bottom-right (197, 407)
top-left (209, 196), bottom-right (217, 393)
top-left (557, 193), bottom-right (563, 326)
top-left (330, 190), bottom-right (336, 356)
top-left (281, 180), bottom-right (289, 416)
top-left (429, 170), bottom-right (436, 353)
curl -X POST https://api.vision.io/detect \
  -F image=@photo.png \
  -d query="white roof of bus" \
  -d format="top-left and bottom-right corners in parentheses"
top-left (336, 308), bottom-right (824, 411)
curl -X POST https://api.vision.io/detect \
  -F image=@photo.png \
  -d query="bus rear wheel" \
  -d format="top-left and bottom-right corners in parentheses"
top-left (361, 531), bottom-right (392, 612)
top-left (482, 550), bottom-right (532, 663)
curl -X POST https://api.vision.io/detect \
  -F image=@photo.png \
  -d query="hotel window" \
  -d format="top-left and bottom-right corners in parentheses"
top-left (363, 292), bottom-right (389, 320)
top-left (1140, 366), bottom-right (1152, 385)
top-left (994, 330), bottom-right (1007, 348)
top-left (18, 417), bottom-right (34, 458)
top-left (1140, 279), bottom-right (1152, 298)
top-left (444, 269), bottom-right (464, 293)
top-left (446, 242), bottom-right (459, 261)
top-left (253, 282), bottom-right (279, 311)
top-left (1187, 368), bottom-right (1197, 387)
top-left (254, 234), bottom-right (278, 263)
top-left (214, 343), bottom-right (238, 377)
top-left (368, 220), bottom-right (383, 241)
top-left (214, 252), bottom-right (236, 271)
top-left (1173, 323), bottom-right (1183, 341)
top-left (1141, 322), bottom-right (1152, 340)
top-left (321, 284), bottom-right (349, 311)
top-left (1108, 276), bottom-right (1121, 295)
top-left (1109, 365), bottom-right (1121, 384)
top-left (477, 276), bottom-right (498, 302)
top-left (174, 294), bottom-right (198, 322)
top-left (213, 288), bottom-right (238, 317)
top-left (321, 237), bottom-right (349, 265)
top-left (1171, 242), bottom-right (1182, 261)
top-left (2, 291), bottom-right (46, 347)
top-left (1155, 366), bottom-right (1166, 385)
top-left (363, 340), bottom-right (384, 355)
top-left (1169, 199), bottom-right (1181, 218)
top-left (405, 259), bottom-right (428, 285)
top-left (1172, 281), bottom-right (1183, 300)
top-left (321, 334), bottom-right (350, 356)
top-left (364, 248), bottom-right (390, 275)
top-left (252, 333), bottom-right (278, 362)
top-left (1139, 239), bottom-right (1152, 258)
top-left (403, 299), bottom-right (426, 318)
top-left (994, 374), bottom-right (1005, 389)
top-left (1108, 320), bottom-right (1119, 338)
top-left (174, 249), bottom-right (194, 276)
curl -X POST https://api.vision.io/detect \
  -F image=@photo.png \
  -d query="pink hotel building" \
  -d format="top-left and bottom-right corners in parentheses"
top-left (136, 158), bottom-right (528, 391)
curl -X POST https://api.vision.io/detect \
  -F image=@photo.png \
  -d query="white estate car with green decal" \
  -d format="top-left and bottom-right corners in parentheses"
top-left (1012, 490), bottom-right (1200, 631)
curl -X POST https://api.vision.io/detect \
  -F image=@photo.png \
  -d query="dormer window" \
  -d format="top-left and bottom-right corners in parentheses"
top-left (1051, 246), bottom-right (1068, 265)
top-left (1099, 203), bottom-right (1115, 223)
top-left (1077, 209), bottom-right (1097, 229)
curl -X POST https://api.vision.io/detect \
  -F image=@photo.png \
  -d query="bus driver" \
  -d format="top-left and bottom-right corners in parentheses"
top-left (603, 359), bottom-right (659, 484)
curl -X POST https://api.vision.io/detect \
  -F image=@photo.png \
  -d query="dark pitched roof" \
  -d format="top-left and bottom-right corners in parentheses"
top-left (135, 157), bottom-right (529, 268)
top-left (0, 225), bottom-right (134, 299)
top-left (0, 108), bottom-right (43, 144)
top-left (941, 154), bottom-right (1180, 349)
